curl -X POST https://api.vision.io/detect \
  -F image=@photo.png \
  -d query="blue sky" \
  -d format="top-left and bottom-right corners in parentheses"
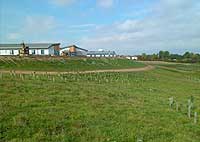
top-left (0, 0), bottom-right (200, 55)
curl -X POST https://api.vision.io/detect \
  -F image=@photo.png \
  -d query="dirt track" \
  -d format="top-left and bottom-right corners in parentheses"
top-left (0, 65), bottom-right (154, 75)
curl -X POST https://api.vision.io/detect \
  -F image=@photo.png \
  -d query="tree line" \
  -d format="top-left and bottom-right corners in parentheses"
top-left (138, 51), bottom-right (200, 63)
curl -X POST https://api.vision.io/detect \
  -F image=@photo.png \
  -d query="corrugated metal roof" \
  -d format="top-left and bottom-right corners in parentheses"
top-left (87, 51), bottom-right (116, 55)
top-left (61, 45), bottom-right (88, 52)
top-left (0, 43), bottom-right (60, 49)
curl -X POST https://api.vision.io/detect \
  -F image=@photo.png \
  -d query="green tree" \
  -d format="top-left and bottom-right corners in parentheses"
top-left (159, 51), bottom-right (164, 59)
top-left (152, 53), bottom-right (159, 60)
top-left (159, 51), bottom-right (170, 60)
top-left (141, 53), bottom-right (147, 60)
top-left (183, 52), bottom-right (191, 58)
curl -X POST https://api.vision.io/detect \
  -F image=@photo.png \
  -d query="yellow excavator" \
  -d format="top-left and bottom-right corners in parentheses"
top-left (19, 42), bottom-right (29, 56)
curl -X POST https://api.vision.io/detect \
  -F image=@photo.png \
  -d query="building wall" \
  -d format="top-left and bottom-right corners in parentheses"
top-left (14, 50), bottom-right (18, 55)
top-left (126, 56), bottom-right (138, 60)
top-left (0, 49), bottom-right (19, 55)
top-left (60, 48), bottom-right (69, 54)
top-left (87, 54), bottom-right (116, 58)
top-left (132, 57), bottom-right (138, 60)
top-left (76, 49), bottom-right (87, 56)
top-left (44, 49), bottom-right (49, 55)
top-left (49, 46), bottom-right (60, 56)
top-left (0, 49), bottom-right (49, 56)
top-left (60, 48), bottom-right (87, 56)
top-left (0, 50), bottom-right (6, 55)
top-left (29, 49), bottom-right (49, 55)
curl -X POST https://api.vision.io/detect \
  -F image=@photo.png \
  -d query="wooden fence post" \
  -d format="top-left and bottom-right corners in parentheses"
top-left (176, 102), bottom-right (179, 111)
top-left (194, 112), bottom-right (197, 124)
top-left (188, 105), bottom-right (191, 118)
top-left (169, 97), bottom-right (174, 108)
top-left (187, 99), bottom-right (193, 118)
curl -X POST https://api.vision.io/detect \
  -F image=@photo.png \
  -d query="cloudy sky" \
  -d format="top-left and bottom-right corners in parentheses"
top-left (0, 0), bottom-right (200, 54)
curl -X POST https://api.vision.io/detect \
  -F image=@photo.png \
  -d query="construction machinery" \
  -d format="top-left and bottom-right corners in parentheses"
top-left (19, 43), bottom-right (29, 56)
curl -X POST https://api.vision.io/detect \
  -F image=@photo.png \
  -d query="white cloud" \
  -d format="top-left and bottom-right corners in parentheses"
top-left (50, 0), bottom-right (75, 6)
top-left (5, 15), bottom-right (58, 42)
top-left (69, 24), bottom-right (96, 28)
top-left (116, 20), bottom-right (142, 32)
top-left (7, 33), bottom-right (22, 40)
top-left (50, 0), bottom-right (116, 7)
top-left (80, 0), bottom-right (200, 54)
top-left (97, 0), bottom-right (114, 8)
top-left (23, 16), bottom-right (56, 33)
top-left (58, 23), bottom-right (96, 34)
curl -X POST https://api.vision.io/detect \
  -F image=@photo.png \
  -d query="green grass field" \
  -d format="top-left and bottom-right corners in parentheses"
top-left (0, 59), bottom-right (200, 142)
top-left (0, 57), bottom-right (145, 71)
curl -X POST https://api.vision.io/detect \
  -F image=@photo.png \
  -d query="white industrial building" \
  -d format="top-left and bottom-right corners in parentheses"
top-left (0, 43), bottom-right (60, 56)
top-left (0, 43), bottom-right (118, 58)
top-left (87, 50), bottom-right (116, 58)
top-left (126, 56), bottom-right (138, 60)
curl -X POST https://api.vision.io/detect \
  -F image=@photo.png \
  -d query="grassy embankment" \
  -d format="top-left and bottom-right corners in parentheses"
top-left (0, 59), bottom-right (200, 142)
top-left (0, 57), bottom-right (145, 71)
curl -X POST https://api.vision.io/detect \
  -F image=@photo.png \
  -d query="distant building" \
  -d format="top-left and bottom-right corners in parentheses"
top-left (60, 45), bottom-right (88, 57)
top-left (87, 51), bottom-right (116, 58)
top-left (126, 56), bottom-right (138, 60)
top-left (0, 43), bottom-right (118, 58)
top-left (0, 43), bottom-right (60, 56)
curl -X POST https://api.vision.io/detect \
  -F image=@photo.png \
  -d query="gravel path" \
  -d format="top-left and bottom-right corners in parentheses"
top-left (0, 65), bottom-right (154, 75)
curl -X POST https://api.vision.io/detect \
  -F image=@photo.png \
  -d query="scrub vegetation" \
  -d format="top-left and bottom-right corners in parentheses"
top-left (0, 59), bottom-right (200, 142)
top-left (139, 51), bottom-right (200, 63)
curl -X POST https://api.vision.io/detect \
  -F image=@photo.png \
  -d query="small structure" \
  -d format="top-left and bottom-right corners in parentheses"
top-left (87, 50), bottom-right (116, 58)
top-left (60, 45), bottom-right (88, 57)
top-left (0, 43), bottom-right (60, 56)
top-left (126, 56), bottom-right (138, 60)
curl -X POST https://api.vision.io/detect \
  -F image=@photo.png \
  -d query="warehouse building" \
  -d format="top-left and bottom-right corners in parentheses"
top-left (60, 45), bottom-right (88, 57)
top-left (0, 43), bottom-right (117, 58)
top-left (125, 56), bottom-right (138, 60)
top-left (0, 43), bottom-right (60, 56)
top-left (87, 50), bottom-right (116, 58)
